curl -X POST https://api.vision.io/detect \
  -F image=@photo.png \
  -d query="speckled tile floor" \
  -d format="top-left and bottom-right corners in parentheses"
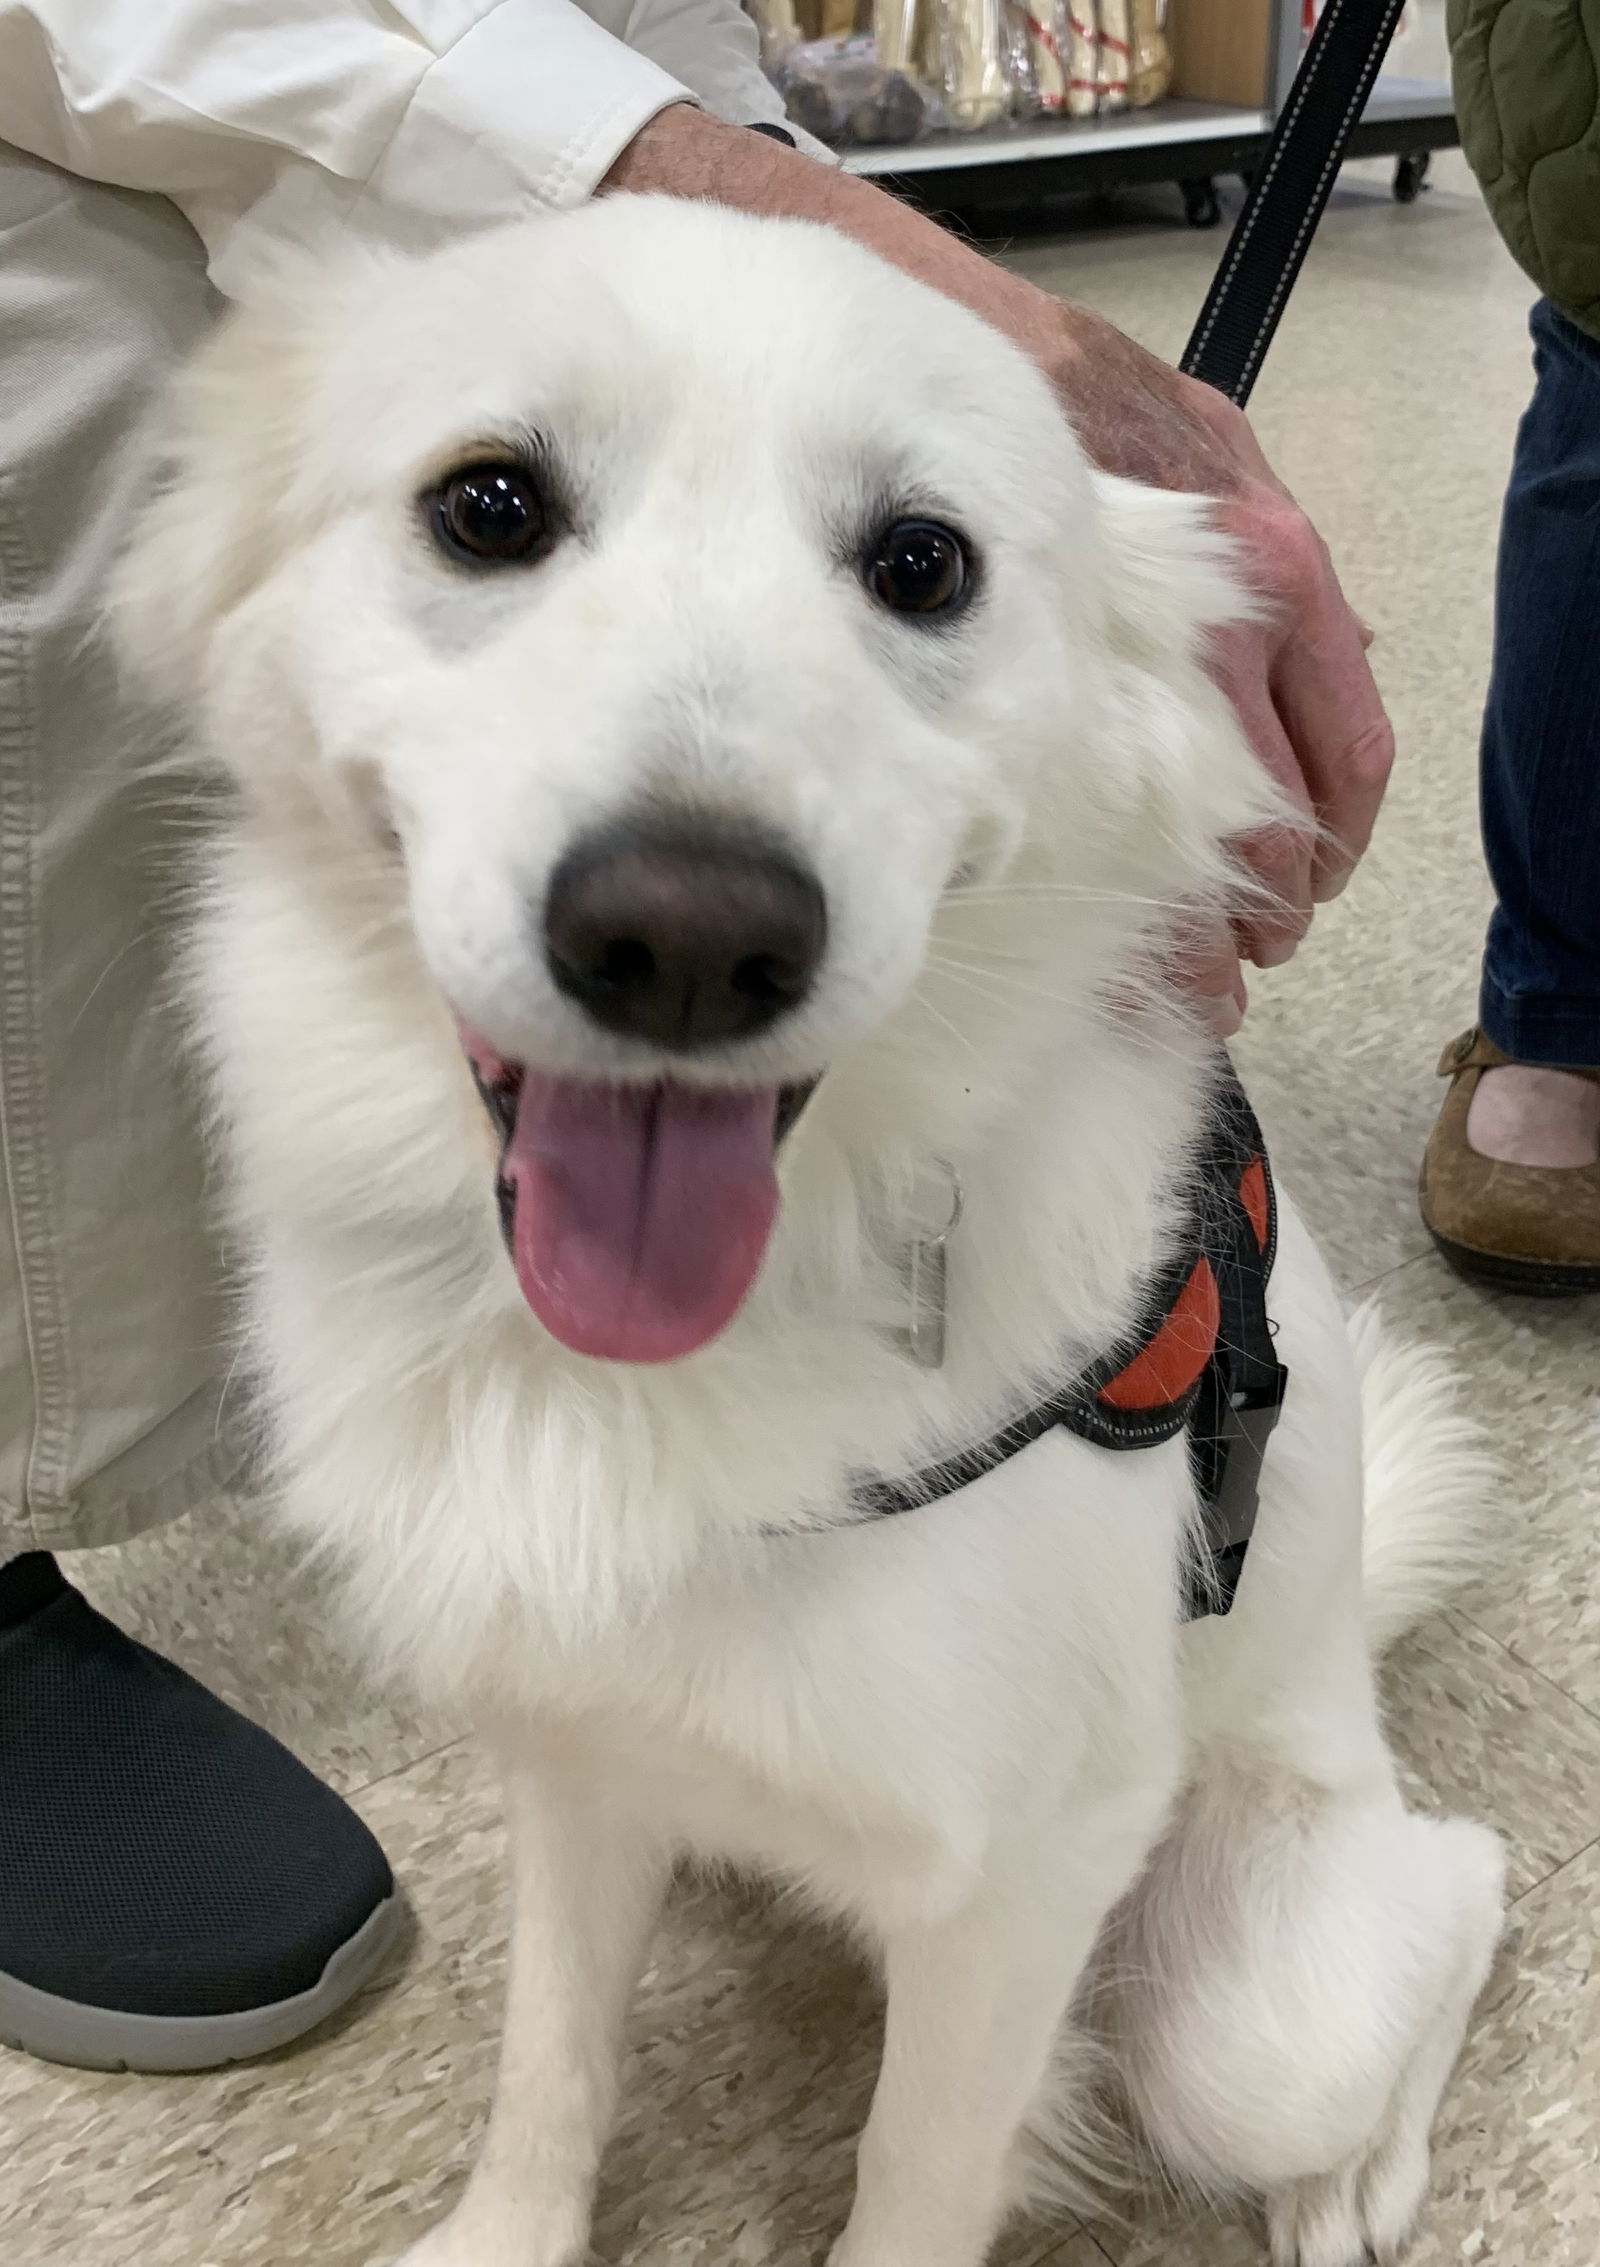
top-left (7, 103), bottom-right (1599, 2267)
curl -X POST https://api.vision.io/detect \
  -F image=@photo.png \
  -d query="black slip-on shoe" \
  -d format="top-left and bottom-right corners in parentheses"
top-left (0, 1551), bottom-right (399, 2071)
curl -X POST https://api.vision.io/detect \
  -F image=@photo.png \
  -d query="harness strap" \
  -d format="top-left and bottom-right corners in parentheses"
top-left (1175, 1067), bottom-right (1288, 1614)
top-left (851, 1058), bottom-right (1288, 1620)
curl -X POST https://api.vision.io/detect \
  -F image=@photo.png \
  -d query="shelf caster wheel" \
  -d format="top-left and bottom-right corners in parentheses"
top-left (1181, 176), bottom-right (1222, 229)
top-left (1394, 150), bottom-right (1431, 203)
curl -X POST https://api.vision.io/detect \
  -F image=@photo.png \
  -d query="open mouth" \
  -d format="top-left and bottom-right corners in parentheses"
top-left (462, 1030), bottom-right (814, 1363)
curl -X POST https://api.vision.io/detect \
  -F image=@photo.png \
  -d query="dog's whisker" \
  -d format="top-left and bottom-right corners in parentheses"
top-left (924, 956), bottom-right (1036, 1010)
top-left (926, 936), bottom-right (1046, 966)
top-left (923, 957), bottom-right (1015, 1004)
top-left (926, 953), bottom-right (1093, 1016)
top-left (909, 985), bottom-right (982, 1059)
top-left (942, 882), bottom-right (1191, 912)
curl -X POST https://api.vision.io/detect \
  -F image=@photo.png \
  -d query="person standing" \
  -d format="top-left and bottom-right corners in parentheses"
top-left (1422, 0), bottom-right (1600, 1291)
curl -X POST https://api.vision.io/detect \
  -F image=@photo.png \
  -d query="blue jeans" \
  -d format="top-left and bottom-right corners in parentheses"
top-left (1479, 299), bottom-right (1600, 1066)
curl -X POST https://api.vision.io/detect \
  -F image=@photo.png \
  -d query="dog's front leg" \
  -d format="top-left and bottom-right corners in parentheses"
top-left (831, 1811), bottom-right (1160, 2267)
top-left (397, 1747), bottom-right (670, 2267)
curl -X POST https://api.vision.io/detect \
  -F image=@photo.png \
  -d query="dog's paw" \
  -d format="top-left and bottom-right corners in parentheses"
top-left (391, 2210), bottom-right (586, 2267)
top-left (391, 2228), bottom-right (472, 2267)
top-left (1266, 2142), bottom-right (1427, 2267)
top-left (390, 2225), bottom-right (493, 2267)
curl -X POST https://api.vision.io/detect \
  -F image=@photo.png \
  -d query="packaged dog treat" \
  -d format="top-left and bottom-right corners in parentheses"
top-left (1127, 0), bottom-right (1171, 106)
top-left (935, 0), bottom-right (1010, 128)
top-left (777, 33), bottom-right (937, 142)
top-left (1097, 0), bottom-right (1130, 109)
top-left (1065, 2), bottom-right (1099, 118)
top-left (874, 0), bottom-right (921, 70)
top-left (1018, 0), bottom-right (1070, 112)
top-left (747, 0), bottom-right (803, 64)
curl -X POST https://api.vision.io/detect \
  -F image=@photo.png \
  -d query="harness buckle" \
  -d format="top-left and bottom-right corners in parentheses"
top-left (1193, 1365), bottom-right (1289, 1613)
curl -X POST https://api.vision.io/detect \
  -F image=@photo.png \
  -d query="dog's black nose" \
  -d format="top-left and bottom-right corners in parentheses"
top-left (543, 820), bottom-right (826, 1050)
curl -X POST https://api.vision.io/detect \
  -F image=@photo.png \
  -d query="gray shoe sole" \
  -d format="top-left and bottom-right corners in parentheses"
top-left (0, 1893), bottom-right (401, 2073)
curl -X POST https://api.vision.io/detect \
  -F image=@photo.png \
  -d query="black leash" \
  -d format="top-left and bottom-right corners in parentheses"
top-left (1181, 0), bottom-right (1411, 405)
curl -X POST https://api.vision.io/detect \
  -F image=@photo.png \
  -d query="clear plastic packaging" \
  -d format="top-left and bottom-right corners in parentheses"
top-left (1128, 0), bottom-right (1172, 107)
top-left (1016, 0), bottom-right (1069, 115)
top-left (1065, 3), bottom-right (1100, 117)
top-left (874, 0), bottom-right (920, 70)
top-left (747, 0), bottom-right (802, 68)
top-left (776, 33), bottom-right (941, 145)
top-left (1097, 0), bottom-right (1129, 111)
top-left (934, 0), bottom-right (1011, 132)
top-left (749, 0), bottom-right (1168, 146)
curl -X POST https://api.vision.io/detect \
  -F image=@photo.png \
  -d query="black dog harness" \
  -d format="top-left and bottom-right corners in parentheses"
top-left (853, 1061), bottom-right (1288, 1620)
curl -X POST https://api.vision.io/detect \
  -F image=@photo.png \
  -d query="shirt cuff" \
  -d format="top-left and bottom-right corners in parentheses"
top-left (353, 0), bottom-right (692, 234)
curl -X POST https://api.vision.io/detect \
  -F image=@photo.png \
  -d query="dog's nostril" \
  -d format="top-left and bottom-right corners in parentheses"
top-left (732, 951), bottom-right (808, 1005)
top-left (592, 937), bottom-right (656, 994)
top-left (544, 818), bottom-right (826, 1052)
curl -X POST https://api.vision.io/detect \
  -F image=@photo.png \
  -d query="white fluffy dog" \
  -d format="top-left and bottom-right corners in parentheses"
top-left (117, 196), bottom-right (1504, 2267)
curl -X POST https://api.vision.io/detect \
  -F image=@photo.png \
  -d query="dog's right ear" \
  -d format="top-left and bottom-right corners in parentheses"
top-left (111, 248), bottom-right (340, 711)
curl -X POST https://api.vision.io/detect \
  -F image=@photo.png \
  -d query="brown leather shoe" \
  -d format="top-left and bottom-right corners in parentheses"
top-left (1420, 1029), bottom-right (1600, 1294)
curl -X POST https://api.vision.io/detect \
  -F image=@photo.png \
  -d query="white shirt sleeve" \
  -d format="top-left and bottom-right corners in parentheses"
top-left (0, 0), bottom-right (812, 299)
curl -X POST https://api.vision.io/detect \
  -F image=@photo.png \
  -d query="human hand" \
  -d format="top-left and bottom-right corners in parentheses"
top-left (934, 296), bottom-right (1394, 1030)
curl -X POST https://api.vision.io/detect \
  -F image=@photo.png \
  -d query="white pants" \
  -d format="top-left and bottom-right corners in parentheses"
top-left (0, 142), bottom-right (241, 1553)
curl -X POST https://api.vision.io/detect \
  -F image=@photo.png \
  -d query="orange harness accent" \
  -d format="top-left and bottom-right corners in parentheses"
top-left (1098, 1257), bottom-right (1220, 1412)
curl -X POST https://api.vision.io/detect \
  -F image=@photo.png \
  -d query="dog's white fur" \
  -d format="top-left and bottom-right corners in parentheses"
top-left (116, 197), bottom-right (1504, 2267)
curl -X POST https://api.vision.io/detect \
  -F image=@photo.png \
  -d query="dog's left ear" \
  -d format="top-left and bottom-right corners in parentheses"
top-left (1089, 473), bottom-right (1259, 664)
top-left (110, 245), bottom-right (353, 712)
top-left (1086, 473), bottom-right (1292, 862)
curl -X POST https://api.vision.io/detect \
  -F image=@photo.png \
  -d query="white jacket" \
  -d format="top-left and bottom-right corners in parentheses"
top-left (0, 0), bottom-right (801, 296)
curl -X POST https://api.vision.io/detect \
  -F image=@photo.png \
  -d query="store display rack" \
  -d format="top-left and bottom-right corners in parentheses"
top-left (841, 2), bottom-right (1456, 226)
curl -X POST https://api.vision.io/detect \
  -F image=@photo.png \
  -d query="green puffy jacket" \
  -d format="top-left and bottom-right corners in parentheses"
top-left (1448, 0), bottom-right (1600, 340)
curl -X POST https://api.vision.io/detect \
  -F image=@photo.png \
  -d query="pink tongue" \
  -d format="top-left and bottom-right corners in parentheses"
top-left (503, 1075), bottom-right (780, 1362)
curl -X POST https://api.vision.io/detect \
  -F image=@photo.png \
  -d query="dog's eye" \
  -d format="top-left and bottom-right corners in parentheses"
top-left (864, 520), bottom-right (970, 618)
top-left (429, 462), bottom-right (552, 567)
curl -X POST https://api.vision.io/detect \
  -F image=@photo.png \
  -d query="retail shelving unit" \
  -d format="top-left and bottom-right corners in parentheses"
top-left (841, 1), bottom-right (1456, 224)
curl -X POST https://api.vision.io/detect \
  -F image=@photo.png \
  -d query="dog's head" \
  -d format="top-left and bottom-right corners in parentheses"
top-left (118, 196), bottom-right (1277, 1368)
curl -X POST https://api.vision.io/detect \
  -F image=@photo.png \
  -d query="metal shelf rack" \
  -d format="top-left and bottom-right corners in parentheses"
top-left (839, 4), bottom-right (1456, 225)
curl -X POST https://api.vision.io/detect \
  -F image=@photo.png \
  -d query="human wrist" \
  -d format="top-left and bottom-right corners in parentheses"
top-left (602, 101), bottom-right (812, 200)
